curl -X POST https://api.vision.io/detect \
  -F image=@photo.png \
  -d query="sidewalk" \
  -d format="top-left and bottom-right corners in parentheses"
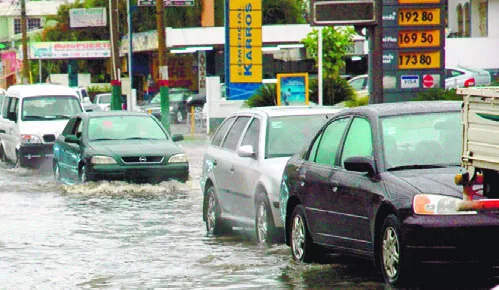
top-left (170, 122), bottom-right (210, 141)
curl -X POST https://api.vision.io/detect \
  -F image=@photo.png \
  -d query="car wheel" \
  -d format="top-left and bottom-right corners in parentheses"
top-left (255, 195), bottom-right (278, 245)
top-left (79, 164), bottom-right (91, 183)
top-left (175, 110), bottom-right (184, 124)
top-left (290, 205), bottom-right (324, 263)
top-left (0, 144), bottom-right (6, 163)
top-left (53, 162), bottom-right (61, 183)
top-left (380, 214), bottom-right (412, 286)
top-left (205, 186), bottom-right (232, 235)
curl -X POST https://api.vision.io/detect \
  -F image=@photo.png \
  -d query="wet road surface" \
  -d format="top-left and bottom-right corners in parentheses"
top-left (1, 139), bottom-right (498, 289)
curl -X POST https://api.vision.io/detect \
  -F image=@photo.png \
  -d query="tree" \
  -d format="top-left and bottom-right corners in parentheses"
top-left (301, 26), bottom-right (357, 105)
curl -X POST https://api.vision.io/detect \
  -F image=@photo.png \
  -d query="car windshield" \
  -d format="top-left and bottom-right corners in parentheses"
top-left (97, 94), bottom-right (111, 104)
top-left (22, 96), bottom-right (82, 121)
top-left (88, 115), bottom-right (168, 141)
top-left (381, 111), bottom-right (462, 170)
top-left (266, 114), bottom-right (332, 158)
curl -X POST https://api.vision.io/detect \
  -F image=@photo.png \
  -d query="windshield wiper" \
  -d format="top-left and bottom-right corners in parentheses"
top-left (387, 164), bottom-right (459, 171)
top-left (91, 138), bottom-right (115, 141)
top-left (43, 114), bottom-right (72, 119)
top-left (124, 137), bottom-right (155, 140)
top-left (23, 115), bottom-right (46, 120)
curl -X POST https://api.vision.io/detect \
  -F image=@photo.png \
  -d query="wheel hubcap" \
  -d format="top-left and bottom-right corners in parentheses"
top-left (177, 111), bottom-right (183, 122)
top-left (256, 201), bottom-right (268, 243)
top-left (207, 192), bottom-right (217, 233)
top-left (382, 227), bottom-right (400, 279)
top-left (80, 167), bottom-right (87, 183)
top-left (291, 215), bottom-right (305, 260)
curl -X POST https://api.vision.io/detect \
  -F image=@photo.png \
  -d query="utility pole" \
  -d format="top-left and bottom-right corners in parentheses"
top-left (156, 0), bottom-right (170, 133)
top-left (109, 0), bottom-right (122, 110)
top-left (20, 0), bottom-right (29, 84)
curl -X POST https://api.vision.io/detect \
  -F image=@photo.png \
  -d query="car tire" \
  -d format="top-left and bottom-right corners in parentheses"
top-left (79, 164), bottom-right (92, 183)
top-left (175, 110), bottom-right (184, 124)
top-left (205, 185), bottom-right (232, 235)
top-left (379, 214), bottom-right (413, 286)
top-left (290, 205), bottom-right (325, 263)
top-left (0, 144), bottom-right (7, 163)
top-left (255, 194), bottom-right (279, 245)
top-left (53, 162), bottom-right (61, 183)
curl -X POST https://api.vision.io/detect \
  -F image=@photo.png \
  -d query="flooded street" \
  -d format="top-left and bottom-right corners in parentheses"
top-left (1, 139), bottom-right (498, 289)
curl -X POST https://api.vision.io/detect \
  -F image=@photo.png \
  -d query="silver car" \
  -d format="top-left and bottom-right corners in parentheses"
top-left (201, 106), bottom-right (342, 244)
top-left (445, 65), bottom-right (492, 89)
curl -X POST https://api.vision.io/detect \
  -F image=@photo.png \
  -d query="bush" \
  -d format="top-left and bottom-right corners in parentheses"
top-left (415, 88), bottom-right (462, 101)
top-left (245, 83), bottom-right (277, 107)
top-left (309, 77), bottom-right (356, 105)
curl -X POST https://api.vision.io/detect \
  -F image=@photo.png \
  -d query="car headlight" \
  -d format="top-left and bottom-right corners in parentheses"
top-left (413, 194), bottom-right (477, 215)
top-left (90, 155), bottom-right (117, 164)
top-left (21, 134), bottom-right (42, 144)
top-left (168, 153), bottom-right (187, 163)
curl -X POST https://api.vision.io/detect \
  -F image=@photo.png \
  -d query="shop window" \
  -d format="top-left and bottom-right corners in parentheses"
top-left (464, 3), bottom-right (471, 37)
top-left (456, 4), bottom-right (463, 37)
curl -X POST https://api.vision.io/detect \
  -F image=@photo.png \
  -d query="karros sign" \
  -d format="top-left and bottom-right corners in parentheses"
top-left (228, 0), bottom-right (262, 83)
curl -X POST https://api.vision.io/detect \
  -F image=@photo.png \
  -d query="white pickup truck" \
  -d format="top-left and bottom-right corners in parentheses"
top-left (456, 86), bottom-right (499, 209)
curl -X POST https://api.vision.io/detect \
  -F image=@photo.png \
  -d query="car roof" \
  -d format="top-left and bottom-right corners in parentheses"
top-left (232, 105), bottom-right (343, 118)
top-left (6, 84), bottom-right (79, 98)
top-left (80, 111), bottom-right (151, 118)
top-left (340, 101), bottom-right (462, 118)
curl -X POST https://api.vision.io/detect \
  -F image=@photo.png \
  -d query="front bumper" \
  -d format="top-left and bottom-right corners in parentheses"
top-left (87, 162), bottom-right (189, 183)
top-left (402, 212), bottom-right (499, 264)
top-left (19, 143), bottom-right (54, 167)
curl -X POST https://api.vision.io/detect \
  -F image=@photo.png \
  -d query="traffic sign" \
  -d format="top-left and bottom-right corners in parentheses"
top-left (423, 74), bottom-right (434, 88)
top-left (312, 1), bottom-right (376, 25)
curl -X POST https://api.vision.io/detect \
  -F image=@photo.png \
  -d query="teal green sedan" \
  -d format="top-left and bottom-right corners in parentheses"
top-left (53, 111), bottom-right (189, 184)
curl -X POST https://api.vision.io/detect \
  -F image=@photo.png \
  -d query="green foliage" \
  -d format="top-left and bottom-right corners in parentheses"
top-left (301, 26), bottom-right (356, 79)
top-left (245, 84), bottom-right (277, 107)
top-left (309, 77), bottom-right (356, 105)
top-left (415, 88), bottom-right (462, 101)
top-left (263, 0), bottom-right (307, 24)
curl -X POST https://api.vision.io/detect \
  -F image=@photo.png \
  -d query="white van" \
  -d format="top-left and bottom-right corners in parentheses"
top-left (0, 84), bottom-right (83, 168)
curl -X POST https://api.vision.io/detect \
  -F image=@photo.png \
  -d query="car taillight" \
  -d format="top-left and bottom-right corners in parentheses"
top-left (464, 78), bottom-right (475, 87)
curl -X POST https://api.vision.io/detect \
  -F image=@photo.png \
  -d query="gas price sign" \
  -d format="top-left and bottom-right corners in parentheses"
top-left (398, 29), bottom-right (440, 48)
top-left (398, 51), bottom-right (441, 69)
top-left (398, 8), bottom-right (441, 26)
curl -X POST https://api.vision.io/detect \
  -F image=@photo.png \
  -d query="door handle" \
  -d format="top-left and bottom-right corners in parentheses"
top-left (230, 165), bottom-right (235, 173)
top-left (330, 180), bottom-right (339, 192)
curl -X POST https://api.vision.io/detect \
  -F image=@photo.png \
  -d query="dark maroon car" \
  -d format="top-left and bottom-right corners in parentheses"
top-left (279, 101), bottom-right (499, 286)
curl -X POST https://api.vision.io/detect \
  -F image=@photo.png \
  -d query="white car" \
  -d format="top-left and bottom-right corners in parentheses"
top-left (93, 93), bottom-right (111, 111)
top-left (445, 65), bottom-right (492, 89)
top-left (201, 106), bottom-right (342, 244)
top-left (347, 74), bottom-right (369, 99)
top-left (0, 84), bottom-right (83, 168)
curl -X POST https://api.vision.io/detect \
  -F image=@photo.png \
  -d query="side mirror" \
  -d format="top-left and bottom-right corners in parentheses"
top-left (237, 145), bottom-right (256, 158)
top-left (7, 111), bottom-right (17, 122)
top-left (65, 134), bottom-right (80, 144)
top-left (344, 156), bottom-right (376, 175)
top-left (172, 134), bottom-right (184, 142)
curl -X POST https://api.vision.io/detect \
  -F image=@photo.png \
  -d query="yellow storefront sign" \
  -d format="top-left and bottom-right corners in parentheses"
top-left (229, 0), bottom-right (261, 11)
top-left (230, 64), bottom-right (262, 83)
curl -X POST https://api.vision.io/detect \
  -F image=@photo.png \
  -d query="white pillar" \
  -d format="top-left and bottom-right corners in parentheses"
top-left (318, 27), bottom-right (323, 106)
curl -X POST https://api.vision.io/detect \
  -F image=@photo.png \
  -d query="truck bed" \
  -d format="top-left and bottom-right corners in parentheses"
top-left (459, 87), bottom-right (499, 172)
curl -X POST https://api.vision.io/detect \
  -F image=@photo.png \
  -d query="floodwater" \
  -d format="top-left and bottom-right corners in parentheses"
top-left (1, 140), bottom-right (498, 289)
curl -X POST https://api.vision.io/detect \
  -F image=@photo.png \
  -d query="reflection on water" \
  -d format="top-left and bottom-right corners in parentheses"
top-left (0, 141), bottom-right (498, 289)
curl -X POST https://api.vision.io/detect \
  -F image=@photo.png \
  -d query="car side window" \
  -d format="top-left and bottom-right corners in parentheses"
top-left (211, 116), bottom-right (236, 147)
top-left (6, 97), bottom-right (19, 121)
top-left (310, 117), bottom-right (349, 166)
top-left (340, 117), bottom-right (373, 167)
top-left (240, 117), bottom-right (261, 154)
top-left (62, 118), bottom-right (77, 137)
top-left (1, 96), bottom-right (9, 117)
top-left (222, 116), bottom-right (251, 151)
top-left (74, 118), bottom-right (84, 138)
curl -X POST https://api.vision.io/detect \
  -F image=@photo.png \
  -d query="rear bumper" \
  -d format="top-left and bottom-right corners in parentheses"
top-left (402, 213), bottom-right (499, 264)
top-left (19, 143), bottom-right (54, 167)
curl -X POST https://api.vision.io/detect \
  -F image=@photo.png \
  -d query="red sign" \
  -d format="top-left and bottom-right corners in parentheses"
top-left (423, 74), bottom-right (434, 88)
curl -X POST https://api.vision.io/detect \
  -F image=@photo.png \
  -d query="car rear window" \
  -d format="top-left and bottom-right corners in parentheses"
top-left (22, 95), bottom-right (82, 121)
top-left (266, 114), bottom-right (332, 158)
